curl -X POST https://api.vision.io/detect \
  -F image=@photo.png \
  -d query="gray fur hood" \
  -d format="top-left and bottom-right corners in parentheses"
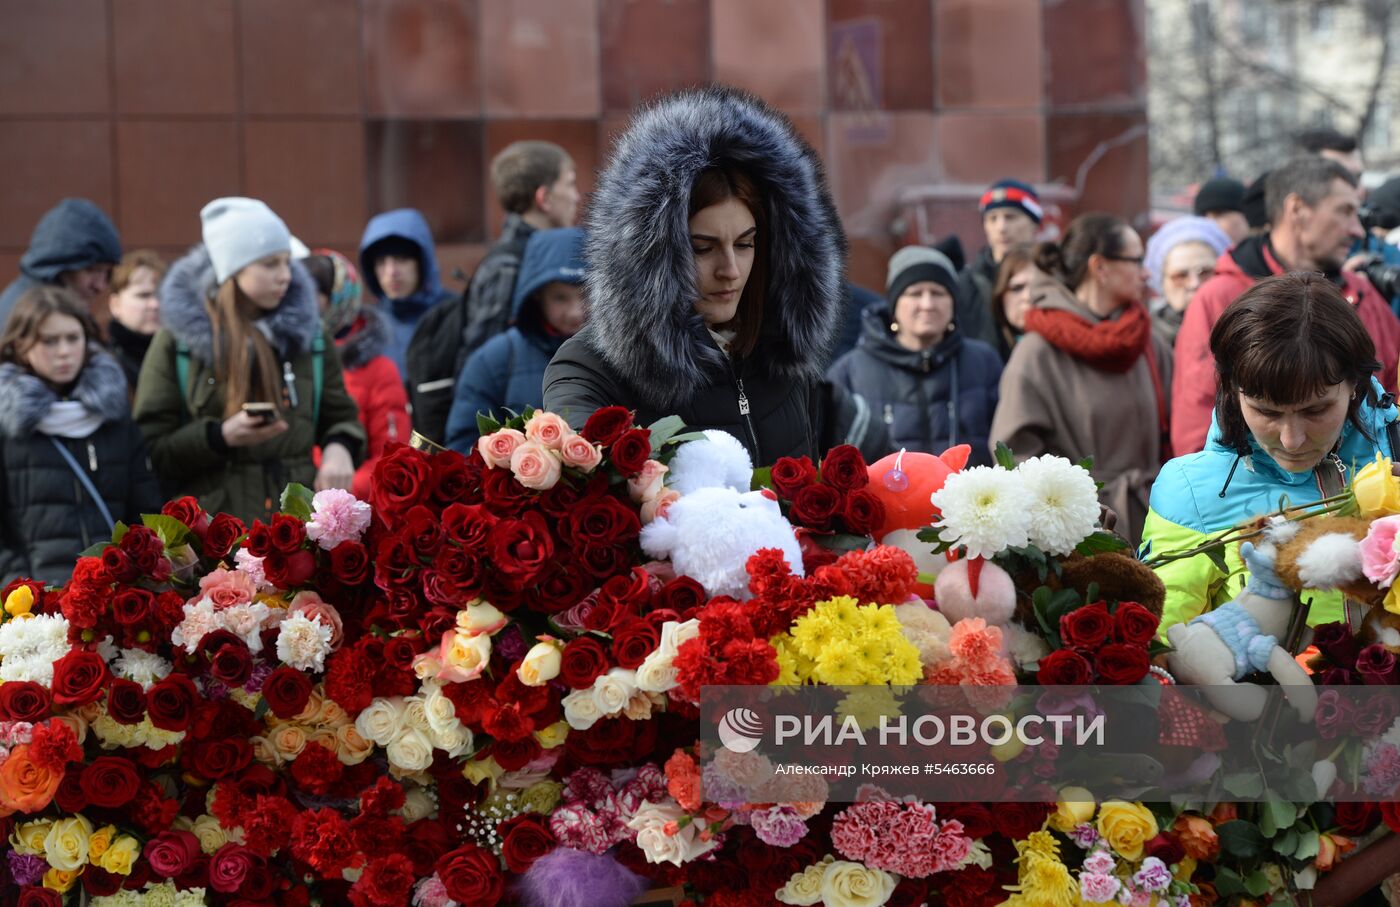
top-left (160, 245), bottom-right (321, 364)
top-left (580, 86), bottom-right (846, 410)
top-left (334, 304), bottom-right (392, 372)
top-left (0, 347), bottom-right (129, 438)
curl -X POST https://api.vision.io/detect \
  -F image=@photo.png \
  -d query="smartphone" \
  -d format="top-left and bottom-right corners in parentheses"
top-left (241, 402), bottom-right (278, 425)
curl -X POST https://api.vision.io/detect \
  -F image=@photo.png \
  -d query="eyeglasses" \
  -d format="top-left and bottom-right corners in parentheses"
top-left (1166, 266), bottom-right (1216, 287)
top-left (1102, 254), bottom-right (1145, 266)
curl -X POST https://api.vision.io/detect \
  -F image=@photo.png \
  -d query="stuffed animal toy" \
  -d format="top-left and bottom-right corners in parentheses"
top-left (664, 429), bottom-right (753, 495)
top-left (639, 486), bottom-right (804, 600)
top-left (1266, 514), bottom-right (1399, 649)
top-left (934, 558), bottom-right (1017, 626)
top-left (1166, 539), bottom-right (1317, 722)
top-left (866, 446), bottom-right (970, 589)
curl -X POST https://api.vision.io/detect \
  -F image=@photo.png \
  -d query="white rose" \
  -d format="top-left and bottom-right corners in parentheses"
top-left (401, 696), bottom-right (432, 733)
top-left (431, 722), bottom-right (474, 758)
top-left (421, 684), bottom-right (461, 737)
top-left (354, 698), bottom-right (406, 747)
top-left (386, 728), bottom-right (435, 772)
top-left (191, 814), bottom-right (230, 855)
top-left (399, 785), bottom-right (436, 823)
top-left (775, 860), bottom-right (832, 906)
top-left (518, 640), bottom-right (562, 686)
top-left (457, 600), bottom-right (507, 635)
top-left (623, 690), bottom-right (656, 721)
top-left (562, 688), bottom-right (603, 731)
top-left (591, 668), bottom-right (637, 716)
top-left (819, 861), bottom-right (897, 907)
top-left (628, 801), bottom-right (718, 866)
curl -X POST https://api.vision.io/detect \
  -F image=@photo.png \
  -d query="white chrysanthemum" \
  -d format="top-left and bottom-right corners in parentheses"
top-left (929, 466), bottom-right (1033, 559)
top-left (275, 613), bottom-right (334, 672)
top-left (112, 648), bottom-right (173, 689)
top-left (1015, 455), bottom-right (1101, 555)
top-left (0, 613), bottom-right (72, 684)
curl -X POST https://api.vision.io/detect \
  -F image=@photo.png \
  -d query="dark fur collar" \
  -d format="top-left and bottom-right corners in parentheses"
top-left (578, 86), bottom-right (846, 410)
top-left (335, 305), bottom-right (392, 372)
top-left (0, 347), bottom-right (129, 438)
top-left (160, 245), bottom-right (321, 363)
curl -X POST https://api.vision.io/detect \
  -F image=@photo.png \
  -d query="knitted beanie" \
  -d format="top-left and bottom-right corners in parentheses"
top-left (200, 197), bottom-right (292, 284)
top-left (1144, 216), bottom-right (1231, 295)
top-left (1192, 177), bottom-right (1246, 216)
top-left (979, 178), bottom-right (1043, 225)
top-left (885, 246), bottom-right (959, 305)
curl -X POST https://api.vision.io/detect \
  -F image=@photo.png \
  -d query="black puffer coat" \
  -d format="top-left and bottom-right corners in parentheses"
top-left (827, 303), bottom-right (1003, 465)
top-left (543, 87), bottom-right (847, 465)
top-left (0, 349), bottom-right (163, 586)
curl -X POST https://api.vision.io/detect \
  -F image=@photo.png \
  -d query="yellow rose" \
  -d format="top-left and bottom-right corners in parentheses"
top-left (518, 640), bottom-right (563, 686)
top-left (1385, 583), bottom-right (1400, 617)
top-left (990, 735), bottom-right (1025, 762)
top-left (819, 860), bottom-right (898, 907)
top-left (776, 858), bottom-right (833, 906)
top-left (1097, 800), bottom-right (1159, 861)
top-left (313, 698), bottom-right (348, 728)
top-left (307, 728), bottom-right (342, 757)
top-left (336, 722), bottom-right (375, 766)
top-left (534, 720), bottom-right (569, 750)
top-left (462, 755), bottom-right (503, 787)
top-left (1048, 786), bottom-right (1096, 832)
top-left (88, 823), bottom-right (118, 861)
top-left (42, 814), bottom-right (94, 872)
top-left (98, 835), bottom-right (141, 875)
top-left (12, 819), bottom-right (52, 854)
top-left (4, 584), bottom-right (34, 617)
top-left (42, 867), bottom-right (81, 893)
top-left (296, 690), bottom-right (325, 722)
top-left (1354, 455), bottom-right (1400, 518)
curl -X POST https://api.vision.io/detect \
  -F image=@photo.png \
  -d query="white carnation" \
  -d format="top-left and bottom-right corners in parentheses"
top-left (1015, 455), bottom-right (1101, 555)
top-left (274, 614), bottom-right (333, 672)
top-left (0, 614), bottom-right (72, 685)
top-left (928, 466), bottom-right (1033, 559)
top-left (111, 648), bottom-right (174, 689)
top-left (222, 602), bottom-right (273, 654)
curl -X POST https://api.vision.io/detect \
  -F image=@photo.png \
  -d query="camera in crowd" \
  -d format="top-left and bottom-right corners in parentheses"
top-left (1360, 254), bottom-right (1400, 300)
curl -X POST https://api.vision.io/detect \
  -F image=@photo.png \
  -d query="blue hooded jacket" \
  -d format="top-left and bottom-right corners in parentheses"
top-left (445, 228), bottom-right (586, 452)
top-left (0, 199), bottom-right (122, 323)
top-left (358, 208), bottom-right (455, 374)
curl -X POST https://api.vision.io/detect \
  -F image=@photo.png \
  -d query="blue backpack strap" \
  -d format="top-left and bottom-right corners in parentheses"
top-left (311, 333), bottom-right (324, 427)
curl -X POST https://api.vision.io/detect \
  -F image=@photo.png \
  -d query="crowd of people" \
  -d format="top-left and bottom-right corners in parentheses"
top-left (4, 89), bottom-right (1400, 643)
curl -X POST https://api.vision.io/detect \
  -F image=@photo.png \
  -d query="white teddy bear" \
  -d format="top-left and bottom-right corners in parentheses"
top-left (639, 429), bottom-right (804, 599)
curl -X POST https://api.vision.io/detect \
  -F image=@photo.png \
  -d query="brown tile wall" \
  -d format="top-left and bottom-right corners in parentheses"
top-left (0, 0), bottom-right (1147, 295)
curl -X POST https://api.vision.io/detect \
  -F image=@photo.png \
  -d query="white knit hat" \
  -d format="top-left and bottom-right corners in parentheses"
top-left (200, 197), bottom-right (291, 284)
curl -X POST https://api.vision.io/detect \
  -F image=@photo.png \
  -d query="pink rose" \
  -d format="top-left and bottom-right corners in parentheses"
top-left (197, 567), bottom-right (258, 610)
top-left (145, 829), bottom-right (200, 878)
top-left (524, 411), bottom-right (572, 451)
top-left (1362, 515), bottom-right (1400, 586)
top-left (640, 488), bottom-right (682, 525)
top-left (209, 842), bottom-right (257, 893)
top-left (289, 590), bottom-right (345, 649)
top-left (561, 434), bottom-right (603, 473)
top-left (478, 428), bottom-right (526, 470)
top-left (511, 441), bottom-right (563, 491)
top-left (627, 459), bottom-right (669, 504)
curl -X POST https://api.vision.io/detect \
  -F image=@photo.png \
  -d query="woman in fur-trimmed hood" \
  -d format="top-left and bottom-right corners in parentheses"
top-left (133, 199), bottom-right (364, 526)
top-left (0, 286), bottom-right (162, 585)
top-left (543, 86), bottom-right (848, 464)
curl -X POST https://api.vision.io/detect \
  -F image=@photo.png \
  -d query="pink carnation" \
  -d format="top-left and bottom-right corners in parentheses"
top-left (831, 802), bottom-right (970, 878)
top-left (750, 805), bottom-right (808, 847)
top-left (305, 488), bottom-right (372, 550)
top-left (948, 617), bottom-right (1003, 664)
top-left (1362, 515), bottom-right (1400, 586)
top-left (1080, 872), bottom-right (1121, 903)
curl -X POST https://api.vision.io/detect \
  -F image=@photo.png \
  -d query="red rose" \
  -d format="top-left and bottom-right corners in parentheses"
top-left (567, 496), bottom-right (641, 547)
top-left (1060, 601), bottom-right (1113, 651)
top-left (374, 534), bottom-right (420, 590)
top-left (1095, 643), bottom-right (1150, 685)
top-left (1036, 649), bottom-right (1093, 685)
top-left (1383, 801), bottom-right (1400, 835)
top-left (481, 468), bottom-right (532, 514)
top-left (499, 814), bottom-right (556, 874)
top-left (106, 678), bottom-right (147, 725)
top-left (263, 548), bottom-right (316, 588)
top-left (204, 512), bottom-right (246, 561)
top-left (541, 475), bottom-right (606, 519)
top-left (560, 637), bottom-right (610, 689)
top-left (436, 842), bottom-right (505, 907)
top-left (991, 802), bottom-right (1052, 840)
top-left (371, 444), bottom-right (436, 521)
top-left (1336, 801), bottom-right (1380, 835)
top-left (262, 666), bottom-right (313, 719)
top-left (430, 450), bottom-right (478, 506)
top-left (442, 503), bottom-right (498, 551)
top-left (50, 648), bottom-right (109, 706)
top-left (245, 520), bottom-right (273, 557)
top-left (0, 680), bottom-right (51, 722)
top-left (328, 540), bottom-right (369, 585)
top-left (1113, 602), bottom-right (1160, 646)
top-left (820, 445), bottom-right (869, 492)
top-left (402, 505), bottom-right (445, 558)
top-left (80, 755), bottom-right (141, 808)
top-left (610, 428), bottom-right (652, 477)
top-left (209, 842), bottom-right (261, 894)
top-left (842, 488), bottom-right (886, 536)
top-left (581, 406), bottom-right (634, 446)
top-left (530, 565), bottom-right (590, 614)
top-left (790, 483), bottom-right (842, 529)
top-left (17, 890), bottom-right (62, 907)
top-left (162, 496), bottom-right (210, 538)
top-left (188, 738), bottom-right (253, 781)
top-left (146, 673), bottom-right (197, 732)
top-left (577, 544), bottom-right (631, 581)
top-left (1144, 832), bottom-right (1186, 865)
top-left (613, 620), bottom-right (661, 670)
top-left (80, 867), bottom-right (123, 898)
top-left (655, 576), bottom-right (706, 614)
top-left (770, 456), bottom-right (818, 498)
top-left (490, 513), bottom-right (555, 585)
top-left (941, 803), bottom-right (995, 838)
top-left (110, 587), bottom-right (154, 627)
top-left (204, 637), bottom-right (254, 687)
top-left (101, 546), bottom-right (138, 582)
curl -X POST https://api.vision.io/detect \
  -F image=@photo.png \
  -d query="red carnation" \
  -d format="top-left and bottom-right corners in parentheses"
top-left (610, 428), bottom-right (652, 476)
top-left (581, 406), bottom-right (634, 446)
top-left (29, 719), bottom-right (82, 770)
top-left (291, 808), bottom-right (359, 879)
top-left (291, 742), bottom-right (344, 796)
top-left (352, 854), bottom-right (417, 907)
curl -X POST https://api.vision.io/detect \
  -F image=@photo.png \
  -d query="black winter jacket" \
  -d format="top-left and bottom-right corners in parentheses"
top-left (543, 87), bottom-right (848, 465)
top-left (956, 246), bottom-right (1008, 354)
top-left (827, 304), bottom-right (1003, 465)
top-left (0, 350), bottom-right (163, 586)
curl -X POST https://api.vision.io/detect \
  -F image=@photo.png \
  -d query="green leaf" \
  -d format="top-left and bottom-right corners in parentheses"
top-left (142, 514), bottom-right (192, 549)
top-left (994, 442), bottom-right (1017, 470)
top-left (1212, 867), bottom-right (1247, 898)
top-left (77, 541), bottom-right (112, 559)
top-left (1293, 828), bottom-right (1320, 861)
top-left (1265, 799), bottom-right (1297, 835)
top-left (1074, 531), bottom-right (1130, 556)
top-left (112, 521), bottom-right (129, 545)
top-left (1275, 828), bottom-right (1298, 858)
top-left (1076, 455), bottom-right (1095, 472)
top-left (1244, 870), bottom-right (1272, 898)
top-left (1216, 820), bottom-right (1269, 859)
top-left (476, 412), bottom-right (502, 437)
top-left (254, 697), bottom-right (270, 721)
top-left (667, 431), bottom-right (708, 447)
top-left (279, 483), bottom-right (315, 522)
top-left (1204, 545), bottom-right (1230, 576)
top-left (751, 466), bottom-right (774, 492)
top-left (645, 415), bottom-right (689, 454)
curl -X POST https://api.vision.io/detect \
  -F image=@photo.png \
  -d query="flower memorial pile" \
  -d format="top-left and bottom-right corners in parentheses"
top-left (0, 413), bottom-right (1397, 906)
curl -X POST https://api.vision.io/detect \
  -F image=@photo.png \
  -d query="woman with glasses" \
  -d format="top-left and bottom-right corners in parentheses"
top-left (990, 213), bottom-right (1172, 545)
top-left (1143, 216), bottom-right (1231, 347)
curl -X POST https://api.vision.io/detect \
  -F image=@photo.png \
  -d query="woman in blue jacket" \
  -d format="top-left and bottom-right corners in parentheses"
top-left (446, 228), bottom-right (587, 452)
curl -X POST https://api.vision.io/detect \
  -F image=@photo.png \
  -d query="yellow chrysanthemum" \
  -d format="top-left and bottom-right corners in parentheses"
top-left (814, 639), bottom-right (867, 686)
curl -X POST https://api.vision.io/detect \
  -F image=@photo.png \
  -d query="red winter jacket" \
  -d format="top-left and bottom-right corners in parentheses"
top-left (1170, 235), bottom-right (1400, 455)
